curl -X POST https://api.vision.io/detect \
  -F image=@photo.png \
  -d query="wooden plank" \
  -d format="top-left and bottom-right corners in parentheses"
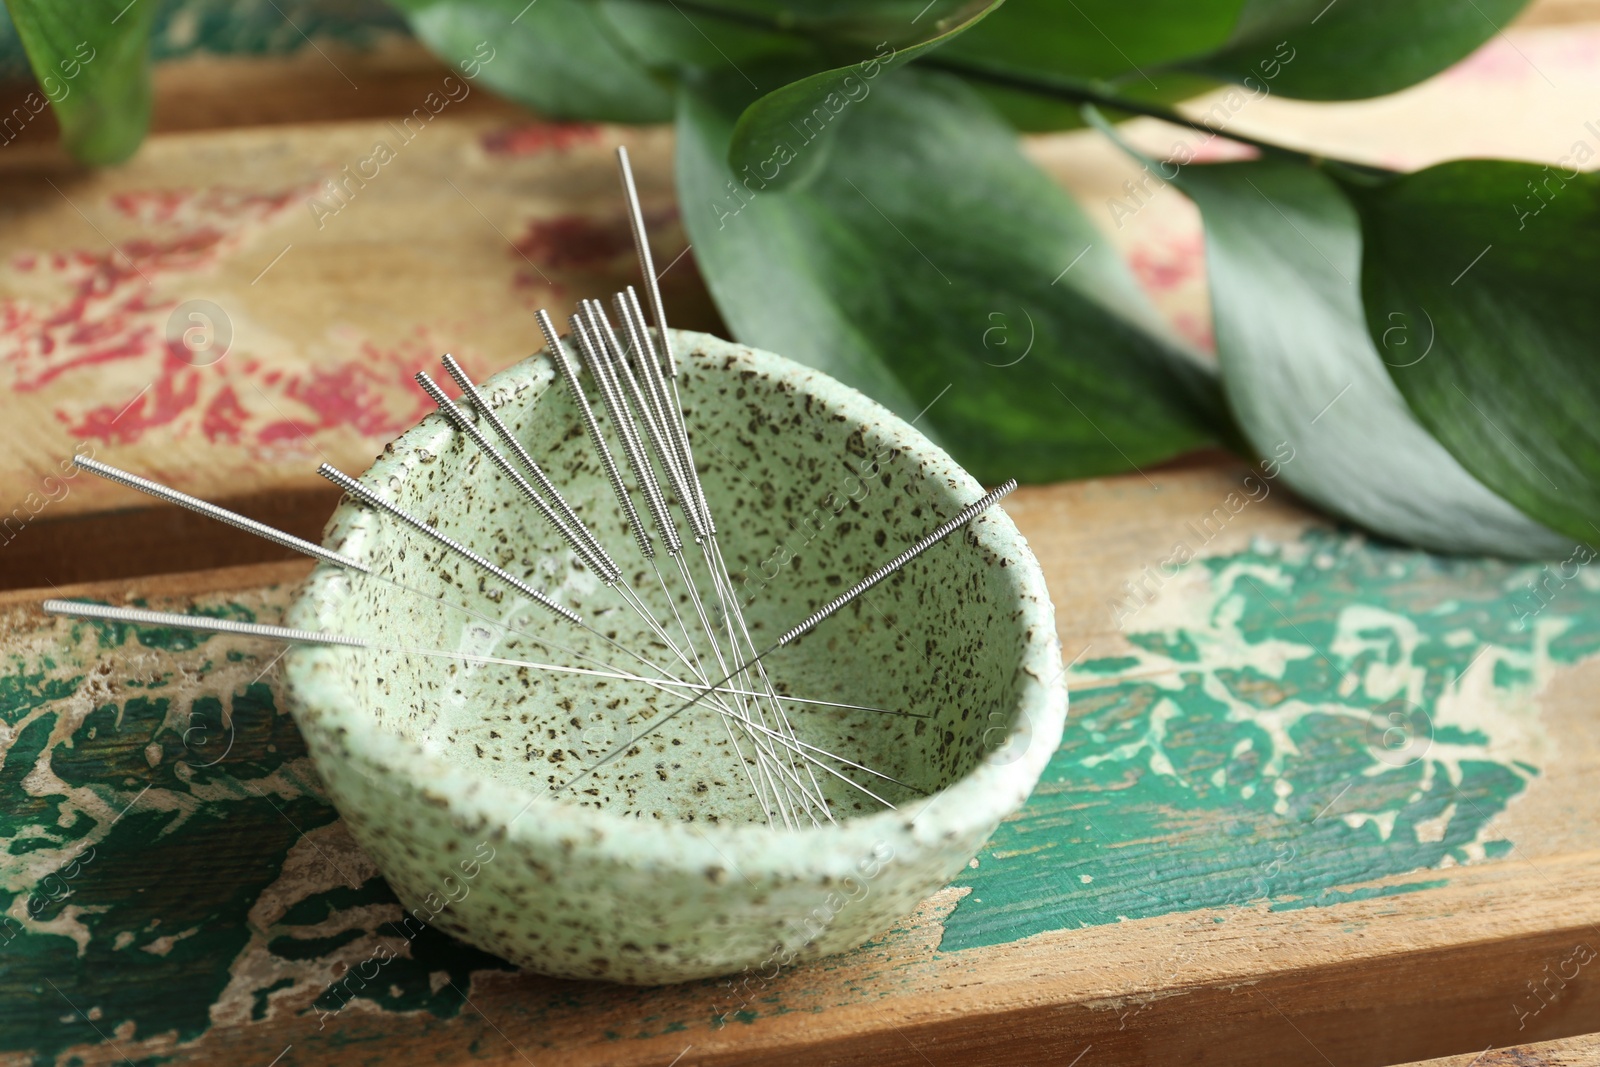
top-left (0, 487), bottom-right (340, 590)
top-left (0, 42), bottom-right (525, 153)
top-left (1401, 1033), bottom-right (1600, 1066)
top-left (0, 113), bottom-right (719, 585)
top-left (0, 116), bottom-right (713, 514)
top-left (4, 462), bottom-right (1600, 1065)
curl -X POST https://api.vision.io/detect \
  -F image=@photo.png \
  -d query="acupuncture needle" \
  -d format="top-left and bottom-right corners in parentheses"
top-left (583, 297), bottom-right (823, 822)
top-left (421, 357), bottom-right (807, 822)
top-left (551, 308), bottom-right (795, 823)
top-left (69, 456), bottom-right (905, 716)
top-left (40, 597), bottom-right (911, 802)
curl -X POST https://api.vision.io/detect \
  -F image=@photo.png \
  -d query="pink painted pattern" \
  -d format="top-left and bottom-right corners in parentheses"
top-left (480, 123), bottom-right (602, 157)
top-left (1128, 232), bottom-right (1204, 295)
top-left (2, 184), bottom-right (485, 456)
top-left (508, 207), bottom-right (678, 290)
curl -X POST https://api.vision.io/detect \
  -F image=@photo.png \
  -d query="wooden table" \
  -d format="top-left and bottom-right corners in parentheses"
top-left (1403, 1034), bottom-right (1600, 1066)
top-left (3, 9), bottom-right (1599, 1065)
top-left (7, 467), bottom-right (1600, 1066)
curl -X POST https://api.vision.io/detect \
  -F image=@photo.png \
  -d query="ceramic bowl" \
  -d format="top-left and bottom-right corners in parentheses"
top-left (283, 330), bottom-right (1065, 984)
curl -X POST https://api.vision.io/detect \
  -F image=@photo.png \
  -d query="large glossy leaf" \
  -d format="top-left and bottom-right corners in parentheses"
top-left (726, 0), bottom-right (1001, 189)
top-left (1186, 0), bottom-right (1532, 101)
top-left (933, 0), bottom-right (1237, 129)
top-left (596, 0), bottom-right (816, 70)
top-left (1176, 158), bottom-right (1567, 557)
top-left (389, 0), bottom-right (672, 123)
top-left (680, 0), bottom-right (985, 39)
top-left (4, 0), bottom-right (159, 164)
top-left (942, 0), bottom-right (1239, 81)
top-left (741, 0), bottom-right (985, 37)
top-left (1351, 160), bottom-right (1600, 546)
top-left (680, 68), bottom-right (1226, 483)
top-left (598, 0), bottom-right (989, 74)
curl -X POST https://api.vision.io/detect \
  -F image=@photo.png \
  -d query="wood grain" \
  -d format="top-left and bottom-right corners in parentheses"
top-left (0, 113), bottom-right (719, 564)
top-left (0, 487), bottom-right (340, 590)
top-left (1402, 1032), bottom-right (1600, 1066)
top-left (0, 41), bottom-right (525, 154)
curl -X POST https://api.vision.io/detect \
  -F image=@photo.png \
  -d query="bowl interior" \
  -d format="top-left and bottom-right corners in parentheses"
top-left (308, 333), bottom-right (1030, 827)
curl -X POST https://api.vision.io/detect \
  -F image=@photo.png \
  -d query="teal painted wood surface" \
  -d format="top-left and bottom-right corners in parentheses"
top-left (0, 582), bottom-right (512, 1065)
top-left (941, 527), bottom-right (1590, 951)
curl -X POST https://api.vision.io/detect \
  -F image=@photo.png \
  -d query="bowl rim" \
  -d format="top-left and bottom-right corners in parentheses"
top-left (284, 330), bottom-right (1066, 879)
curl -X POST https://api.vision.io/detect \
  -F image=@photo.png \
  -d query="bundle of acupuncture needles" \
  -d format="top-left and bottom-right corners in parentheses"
top-left (42, 147), bottom-right (1017, 831)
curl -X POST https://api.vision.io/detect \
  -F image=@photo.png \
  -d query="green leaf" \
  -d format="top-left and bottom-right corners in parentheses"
top-left (388, 0), bottom-right (673, 123)
top-left (1175, 158), bottom-right (1567, 557)
top-left (1185, 0), bottom-right (1533, 101)
top-left (4, 0), bottom-right (159, 165)
top-left (680, 68), bottom-right (1226, 483)
top-left (1351, 159), bottom-right (1600, 547)
top-left (941, 0), bottom-right (1239, 81)
top-left (726, 0), bottom-right (1001, 190)
top-left (599, 0), bottom-right (993, 76)
top-left (924, 0), bottom-right (1237, 130)
top-left (596, 0), bottom-right (816, 70)
top-left (696, 0), bottom-right (989, 41)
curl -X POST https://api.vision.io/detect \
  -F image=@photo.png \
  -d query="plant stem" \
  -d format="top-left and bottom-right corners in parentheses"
top-left (921, 56), bottom-right (1393, 176)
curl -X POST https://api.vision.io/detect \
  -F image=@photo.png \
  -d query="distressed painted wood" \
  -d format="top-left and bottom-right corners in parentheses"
top-left (0, 112), bottom-right (720, 587)
top-left (4, 464), bottom-right (1600, 1066)
top-left (1402, 1033), bottom-right (1600, 1066)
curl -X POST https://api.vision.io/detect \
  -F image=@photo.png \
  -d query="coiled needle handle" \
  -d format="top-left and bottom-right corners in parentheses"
top-left (778, 479), bottom-right (1019, 646)
top-left (319, 463), bottom-right (582, 627)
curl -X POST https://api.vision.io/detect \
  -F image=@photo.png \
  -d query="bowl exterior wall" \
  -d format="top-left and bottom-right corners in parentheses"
top-left (292, 704), bottom-right (1004, 983)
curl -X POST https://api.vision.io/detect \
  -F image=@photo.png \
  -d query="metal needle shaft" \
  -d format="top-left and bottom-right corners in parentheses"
top-left (539, 309), bottom-right (653, 562)
top-left (415, 369), bottom-right (617, 582)
top-left (439, 353), bottom-right (619, 581)
top-left (616, 146), bottom-right (676, 376)
top-left (42, 598), bottom-right (914, 717)
top-left (73, 456), bottom-right (369, 573)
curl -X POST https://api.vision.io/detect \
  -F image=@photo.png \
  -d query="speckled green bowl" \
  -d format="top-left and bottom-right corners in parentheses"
top-left (283, 330), bottom-right (1064, 984)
